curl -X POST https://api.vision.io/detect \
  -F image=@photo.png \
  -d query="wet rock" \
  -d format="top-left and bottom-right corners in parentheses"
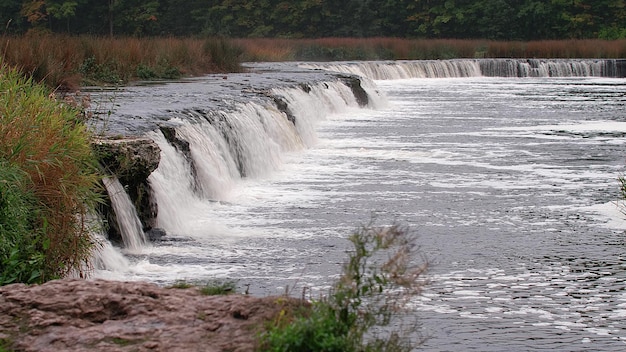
top-left (146, 228), bottom-right (167, 242)
top-left (338, 75), bottom-right (369, 107)
top-left (0, 279), bottom-right (305, 352)
top-left (93, 137), bottom-right (161, 239)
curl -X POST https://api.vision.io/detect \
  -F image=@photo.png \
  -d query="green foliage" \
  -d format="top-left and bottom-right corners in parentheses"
top-left (203, 38), bottom-right (244, 73)
top-left (0, 337), bottom-right (13, 352)
top-left (169, 280), bottom-right (195, 289)
top-left (3, 0), bottom-right (626, 41)
top-left (199, 280), bottom-right (237, 296)
top-left (136, 61), bottom-right (181, 81)
top-left (79, 56), bottom-right (123, 85)
top-left (260, 224), bottom-right (427, 352)
top-left (0, 162), bottom-right (46, 285)
top-left (0, 61), bottom-right (101, 283)
top-left (168, 279), bottom-right (237, 295)
top-left (262, 303), bottom-right (352, 352)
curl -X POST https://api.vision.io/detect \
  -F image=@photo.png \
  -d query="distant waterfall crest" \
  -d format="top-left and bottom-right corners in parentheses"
top-left (302, 59), bottom-right (626, 80)
top-left (148, 80), bottom-right (374, 236)
top-left (102, 176), bottom-right (147, 251)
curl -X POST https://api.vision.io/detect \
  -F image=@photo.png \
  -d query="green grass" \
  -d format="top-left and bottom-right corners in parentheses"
top-left (168, 279), bottom-right (237, 295)
top-left (0, 60), bottom-right (101, 283)
top-left (199, 280), bottom-right (237, 296)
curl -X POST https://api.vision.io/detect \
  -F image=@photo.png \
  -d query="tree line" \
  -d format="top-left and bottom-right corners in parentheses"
top-left (2, 0), bottom-right (625, 40)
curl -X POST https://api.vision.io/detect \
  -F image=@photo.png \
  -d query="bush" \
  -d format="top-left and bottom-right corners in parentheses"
top-left (0, 61), bottom-right (101, 283)
top-left (203, 37), bottom-right (245, 73)
top-left (260, 223), bottom-right (427, 352)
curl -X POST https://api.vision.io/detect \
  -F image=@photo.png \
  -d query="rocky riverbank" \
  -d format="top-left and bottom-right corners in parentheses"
top-left (0, 279), bottom-right (302, 351)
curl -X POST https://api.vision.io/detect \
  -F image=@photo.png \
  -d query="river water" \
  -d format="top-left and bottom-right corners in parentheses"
top-left (94, 68), bottom-right (626, 350)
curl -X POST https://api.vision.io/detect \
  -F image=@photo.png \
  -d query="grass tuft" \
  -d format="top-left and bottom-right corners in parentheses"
top-left (168, 279), bottom-right (237, 295)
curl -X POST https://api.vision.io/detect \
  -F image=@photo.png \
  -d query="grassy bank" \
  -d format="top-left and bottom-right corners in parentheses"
top-left (0, 61), bottom-right (101, 284)
top-left (237, 37), bottom-right (626, 62)
top-left (1, 34), bottom-right (243, 90)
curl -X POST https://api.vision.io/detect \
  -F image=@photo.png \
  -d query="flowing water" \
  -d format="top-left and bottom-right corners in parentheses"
top-left (102, 176), bottom-right (147, 251)
top-left (94, 60), bottom-right (626, 350)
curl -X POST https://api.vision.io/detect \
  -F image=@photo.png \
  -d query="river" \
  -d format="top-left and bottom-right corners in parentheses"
top-left (94, 61), bottom-right (626, 350)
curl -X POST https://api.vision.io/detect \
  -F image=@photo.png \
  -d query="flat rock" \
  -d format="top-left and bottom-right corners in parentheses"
top-left (0, 279), bottom-right (302, 352)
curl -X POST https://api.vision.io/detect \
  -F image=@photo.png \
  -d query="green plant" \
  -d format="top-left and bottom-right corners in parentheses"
top-left (168, 279), bottom-right (237, 295)
top-left (168, 280), bottom-right (195, 289)
top-left (260, 223), bottom-right (427, 352)
top-left (0, 162), bottom-right (45, 285)
top-left (0, 61), bottom-right (102, 283)
top-left (0, 337), bottom-right (13, 352)
top-left (79, 56), bottom-right (122, 85)
top-left (199, 280), bottom-right (237, 296)
top-left (203, 37), bottom-right (244, 73)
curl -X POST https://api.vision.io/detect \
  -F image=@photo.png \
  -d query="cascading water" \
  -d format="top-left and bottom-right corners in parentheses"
top-left (146, 80), bottom-right (382, 238)
top-left (91, 60), bottom-right (626, 350)
top-left (102, 176), bottom-right (147, 251)
top-left (301, 58), bottom-right (626, 79)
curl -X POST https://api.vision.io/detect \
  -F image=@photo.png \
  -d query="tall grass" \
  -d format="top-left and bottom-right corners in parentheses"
top-left (0, 34), bottom-right (244, 90)
top-left (236, 37), bottom-right (626, 61)
top-left (0, 61), bottom-right (101, 283)
top-left (2, 35), bottom-right (623, 89)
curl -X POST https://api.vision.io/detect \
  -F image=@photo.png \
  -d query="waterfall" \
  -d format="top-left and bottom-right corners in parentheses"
top-left (147, 80), bottom-right (374, 237)
top-left (102, 176), bottom-right (147, 251)
top-left (91, 232), bottom-right (131, 273)
top-left (301, 59), bottom-right (626, 80)
top-left (301, 60), bottom-right (482, 80)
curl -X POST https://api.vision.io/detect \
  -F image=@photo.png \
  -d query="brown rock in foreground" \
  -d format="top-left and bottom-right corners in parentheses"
top-left (0, 279), bottom-right (300, 352)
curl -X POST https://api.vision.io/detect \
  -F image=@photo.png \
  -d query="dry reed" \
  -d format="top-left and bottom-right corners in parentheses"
top-left (0, 34), bottom-right (242, 90)
top-left (236, 37), bottom-right (626, 61)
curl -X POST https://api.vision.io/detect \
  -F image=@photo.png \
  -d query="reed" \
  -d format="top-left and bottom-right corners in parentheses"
top-left (236, 37), bottom-right (626, 62)
top-left (0, 34), bottom-right (244, 90)
top-left (2, 35), bottom-right (625, 90)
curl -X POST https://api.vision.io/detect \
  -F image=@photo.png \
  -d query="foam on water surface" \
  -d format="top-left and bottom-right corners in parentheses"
top-left (94, 72), bottom-right (626, 350)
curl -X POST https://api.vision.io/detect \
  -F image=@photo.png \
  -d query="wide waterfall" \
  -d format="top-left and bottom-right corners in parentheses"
top-left (145, 80), bottom-right (380, 237)
top-left (91, 61), bottom-right (626, 349)
top-left (301, 58), bottom-right (626, 79)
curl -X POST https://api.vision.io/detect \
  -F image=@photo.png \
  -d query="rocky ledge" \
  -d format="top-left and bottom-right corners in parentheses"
top-left (0, 279), bottom-right (302, 352)
top-left (93, 137), bottom-right (161, 240)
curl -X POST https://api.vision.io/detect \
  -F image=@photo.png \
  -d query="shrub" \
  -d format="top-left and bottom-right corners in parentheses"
top-left (0, 61), bottom-right (101, 283)
top-left (260, 223), bottom-right (427, 352)
top-left (203, 37), bottom-right (245, 73)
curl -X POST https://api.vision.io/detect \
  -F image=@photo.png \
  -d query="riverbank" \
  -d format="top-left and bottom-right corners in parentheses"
top-left (0, 279), bottom-right (303, 351)
top-left (2, 35), bottom-right (626, 90)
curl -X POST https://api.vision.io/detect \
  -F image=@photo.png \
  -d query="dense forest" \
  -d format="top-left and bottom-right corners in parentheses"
top-left (1, 1), bottom-right (626, 40)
